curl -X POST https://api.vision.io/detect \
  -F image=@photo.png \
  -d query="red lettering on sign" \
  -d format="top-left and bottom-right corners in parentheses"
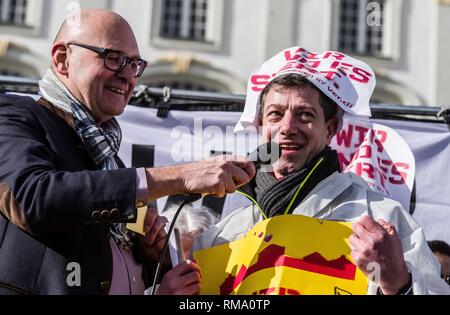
top-left (284, 47), bottom-right (308, 61)
top-left (354, 126), bottom-right (369, 147)
top-left (358, 145), bottom-right (372, 159)
top-left (330, 62), bottom-right (354, 75)
top-left (350, 67), bottom-right (372, 84)
top-left (375, 130), bottom-right (387, 143)
top-left (322, 51), bottom-right (346, 60)
top-left (278, 61), bottom-right (319, 74)
top-left (298, 59), bottom-right (321, 68)
top-left (377, 157), bottom-right (392, 174)
top-left (320, 70), bottom-right (342, 81)
top-left (390, 162), bottom-right (409, 185)
top-left (283, 47), bottom-right (321, 61)
top-left (355, 162), bottom-right (375, 179)
top-left (335, 124), bottom-right (354, 147)
top-left (251, 75), bottom-right (271, 92)
top-left (338, 152), bottom-right (353, 170)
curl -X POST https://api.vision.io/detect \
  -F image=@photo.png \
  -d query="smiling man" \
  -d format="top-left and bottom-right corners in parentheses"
top-left (260, 76), bottom-right (338, 179)
top-left (0, 9), bottom-right (254, 295)
top-left (193, 48), bottom-right (450, 295)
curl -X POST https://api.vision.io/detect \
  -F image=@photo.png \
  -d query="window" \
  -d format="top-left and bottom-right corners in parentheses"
top-left (0, 0), bottom-right (29, 27)
top-left (160, 0), bottom-right (208, 42)
top-left (151, 0), bottom-right (224, 51)
top-left (0, 0), bottom-right (43, 36)
top-left (338, 0), bottom-right (387, 57)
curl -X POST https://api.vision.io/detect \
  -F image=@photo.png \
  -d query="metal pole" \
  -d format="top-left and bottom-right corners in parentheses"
top-left (0, 76), bottom-right (443, 119)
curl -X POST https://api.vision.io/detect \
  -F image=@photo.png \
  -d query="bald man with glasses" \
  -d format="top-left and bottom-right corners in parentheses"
top-left (0, 9), bottom-right (254, 295)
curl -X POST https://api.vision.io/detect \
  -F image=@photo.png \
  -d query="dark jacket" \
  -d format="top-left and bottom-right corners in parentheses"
top-left (0, 94), bottom-right (144, 294)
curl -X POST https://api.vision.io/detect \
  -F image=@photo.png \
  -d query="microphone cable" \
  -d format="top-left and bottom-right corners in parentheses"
top-left (150, 193), bottom-right (202, 295)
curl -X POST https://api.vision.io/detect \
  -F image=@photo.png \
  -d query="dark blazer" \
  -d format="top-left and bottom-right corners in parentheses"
top-left (0, 94), bottom-right (144, 294)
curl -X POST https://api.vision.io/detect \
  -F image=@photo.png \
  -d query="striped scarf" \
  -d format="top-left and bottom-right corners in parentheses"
top-left (39, 69), bottom-right (133, 250)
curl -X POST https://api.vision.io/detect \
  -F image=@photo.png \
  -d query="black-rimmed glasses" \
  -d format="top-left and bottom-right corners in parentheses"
top-left (66, 42), bottom-right (148, 78)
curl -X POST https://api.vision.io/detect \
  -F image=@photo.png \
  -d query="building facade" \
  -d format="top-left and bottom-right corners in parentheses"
top-left (0, 0), bottom-right (449, 107)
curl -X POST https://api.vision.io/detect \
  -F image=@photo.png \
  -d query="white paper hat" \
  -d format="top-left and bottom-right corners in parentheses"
top-left (235, 47), bottom-right (376, 132)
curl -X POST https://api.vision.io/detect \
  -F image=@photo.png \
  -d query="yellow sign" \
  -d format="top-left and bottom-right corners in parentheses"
top-left (126, 206), bottom-right (147, 236)
top-left (193, 215), bottom-right (368, 295)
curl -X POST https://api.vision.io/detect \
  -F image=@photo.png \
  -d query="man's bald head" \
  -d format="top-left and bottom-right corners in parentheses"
top-left (54, 9), bottom-right (137, 49)
top-left (50, 9), bottom-right (142, 123)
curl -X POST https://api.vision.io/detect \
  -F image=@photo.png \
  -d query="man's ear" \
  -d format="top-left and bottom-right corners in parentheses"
top-left (325, 117), bottom-right (338, 143)
top-left (51, 42), bottom-right (69, 75)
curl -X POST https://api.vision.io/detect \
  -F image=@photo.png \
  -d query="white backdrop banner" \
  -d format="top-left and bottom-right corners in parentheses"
top-left (117, 106), bottom-right (449, 244)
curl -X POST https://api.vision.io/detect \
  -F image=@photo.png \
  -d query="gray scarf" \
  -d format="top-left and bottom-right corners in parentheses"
top-left (39, 69), bottom-right (133, 250)
top-left (254, 147), bottom-right (341, 217)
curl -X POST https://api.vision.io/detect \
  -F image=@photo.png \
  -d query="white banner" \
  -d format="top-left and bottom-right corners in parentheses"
top-left (330, 116), bottom-right (415, 210)
top-left (117, 106), bottom-right (450, 244)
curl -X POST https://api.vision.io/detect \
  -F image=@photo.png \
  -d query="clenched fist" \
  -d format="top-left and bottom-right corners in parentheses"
top-left (349, 215), bottom-right (410, 295)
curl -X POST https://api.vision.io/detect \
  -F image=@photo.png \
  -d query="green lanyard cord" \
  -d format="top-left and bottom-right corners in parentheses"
top-left (235, 190), bottom-right (268, 220)
top-left (283, 157), bottom-right (324, 215)
top-left (236, 156), bottom-right (325, 219)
